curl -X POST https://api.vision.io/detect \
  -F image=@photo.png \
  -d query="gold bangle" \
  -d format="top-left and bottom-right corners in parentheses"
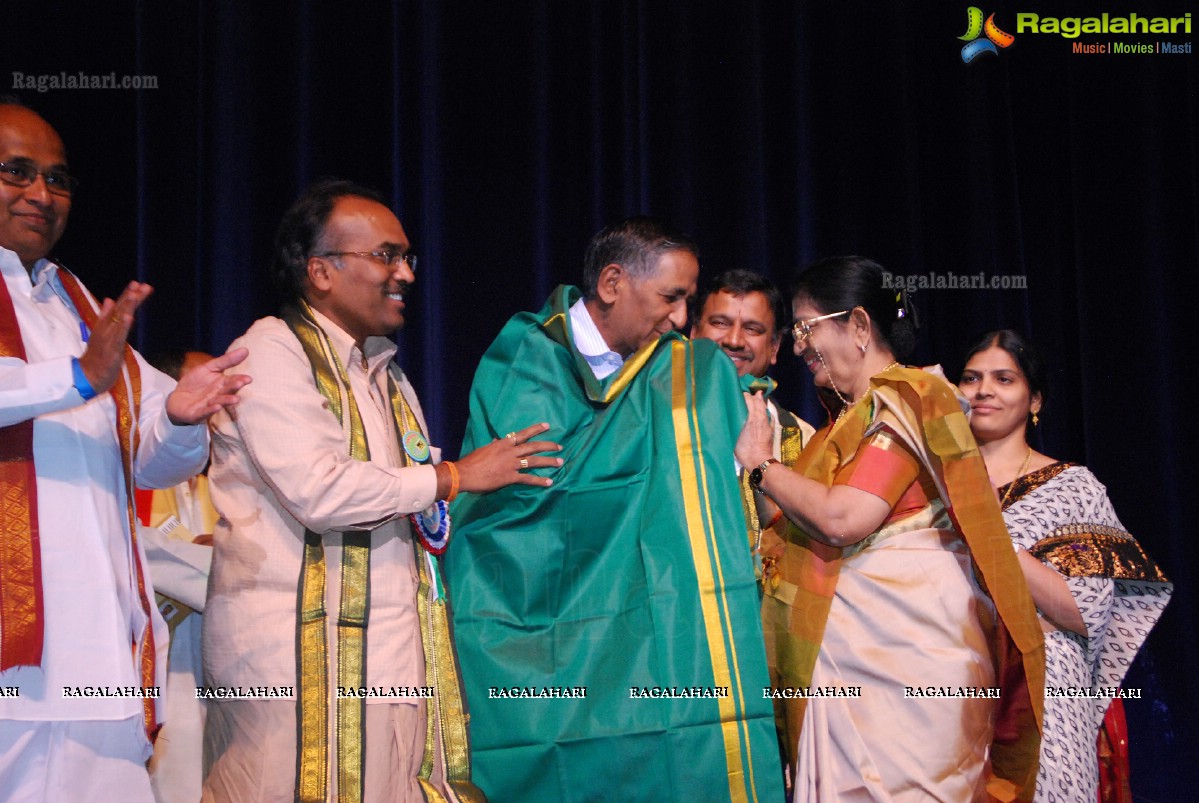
top-left (444, 461), bottom-right (460, 503)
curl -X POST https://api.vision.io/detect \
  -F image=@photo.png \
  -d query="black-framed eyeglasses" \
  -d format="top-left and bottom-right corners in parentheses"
top-left (0, 159), bottom-right (78, 196)
top-left (315, 249), bottom-right (417, 273)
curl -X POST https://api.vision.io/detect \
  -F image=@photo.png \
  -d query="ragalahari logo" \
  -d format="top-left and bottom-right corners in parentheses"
top-left (959, 7), bottom-right (1016, 62)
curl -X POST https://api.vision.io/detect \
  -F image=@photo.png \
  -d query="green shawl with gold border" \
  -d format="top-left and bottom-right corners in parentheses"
top-left (446, 286), bottom-right (782, 803)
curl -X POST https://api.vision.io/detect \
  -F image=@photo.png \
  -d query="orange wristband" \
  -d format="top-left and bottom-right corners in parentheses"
top-left (444, 461), bottom-right (460, 503)
top-left (764, 508), bottom-right (784, 531)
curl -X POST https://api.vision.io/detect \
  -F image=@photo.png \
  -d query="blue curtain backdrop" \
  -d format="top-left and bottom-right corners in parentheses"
top-left (10, 1), bottom-right (1195, 797)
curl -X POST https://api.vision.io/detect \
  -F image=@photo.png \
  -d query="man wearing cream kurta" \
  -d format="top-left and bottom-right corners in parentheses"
top-left (202, 179), bottom-right (560, 802)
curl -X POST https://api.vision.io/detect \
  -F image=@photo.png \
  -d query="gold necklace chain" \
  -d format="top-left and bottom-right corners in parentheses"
top-left (1000, 446), bottom-right (1033, 508)
top-left (834, 361), bottom-right (901, 423)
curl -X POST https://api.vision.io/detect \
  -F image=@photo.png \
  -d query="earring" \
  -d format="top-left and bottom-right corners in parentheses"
top-left (1032, 411), bottom-right (1040, 426)
top-left (859, 344), bottom-right (867, 355)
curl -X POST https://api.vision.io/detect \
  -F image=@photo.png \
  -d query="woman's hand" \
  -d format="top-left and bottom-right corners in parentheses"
top-left (735, 391), bottom-right (775, 469)
top-left (1015, 548), bottom-right (1087, 635)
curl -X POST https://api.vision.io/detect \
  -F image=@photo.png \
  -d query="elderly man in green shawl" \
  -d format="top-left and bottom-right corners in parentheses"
top-left (447, 218), bottom-right (782, 802)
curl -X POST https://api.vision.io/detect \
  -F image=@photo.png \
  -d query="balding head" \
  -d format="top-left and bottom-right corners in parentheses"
top-left (0, 104), bottom-right (72, 271)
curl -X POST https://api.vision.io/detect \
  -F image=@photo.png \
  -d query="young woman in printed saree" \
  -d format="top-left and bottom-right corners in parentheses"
top-left (959, 330), bottom-right (1171, 803)
top-left (735, 256), bottom-right (1044, 802)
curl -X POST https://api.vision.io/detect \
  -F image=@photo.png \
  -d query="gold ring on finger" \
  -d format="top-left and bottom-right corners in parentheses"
top-left (505, 431), bottom-right (518, 444)
top-left (519, 458), bottom-right (529, 470)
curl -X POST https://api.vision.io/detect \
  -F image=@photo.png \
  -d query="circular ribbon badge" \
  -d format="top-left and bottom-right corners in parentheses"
top-left (410, 500), bottom-right (450, 554)
top-left (416, 503), bottom-right (442, 534)
top-left (403, 430), bottom-right (431, 463)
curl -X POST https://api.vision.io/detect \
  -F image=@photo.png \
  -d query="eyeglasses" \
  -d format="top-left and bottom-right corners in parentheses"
top-left (0, 159), bottom-right (78, 196)
top-left (791, 309), bottom-right (850, 343)
top-left (315, 249), bottom-right (417, 273)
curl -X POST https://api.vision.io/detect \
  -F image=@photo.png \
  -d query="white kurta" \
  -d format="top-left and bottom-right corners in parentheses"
top-left (0, 248), bottom-right (208, 727)
top-left (1, 251), bottom-right (208, 728)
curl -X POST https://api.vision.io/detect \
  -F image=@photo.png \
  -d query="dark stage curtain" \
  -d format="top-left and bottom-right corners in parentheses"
top-left (12, 0), bottom-right (1196, 795)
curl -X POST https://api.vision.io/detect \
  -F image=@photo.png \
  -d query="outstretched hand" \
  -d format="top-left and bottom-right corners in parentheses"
top-left (166, 348), bottom-right (252, 426)
top-left (455, 422), bottom-right (563, 494)
top-left (734, 391), bottom-right (774, 469)
top-left (79, 281), bottom-right (154, 395)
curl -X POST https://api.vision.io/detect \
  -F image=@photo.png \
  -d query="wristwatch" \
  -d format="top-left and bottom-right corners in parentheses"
top-left (749, 458), bottom-right (780, 491)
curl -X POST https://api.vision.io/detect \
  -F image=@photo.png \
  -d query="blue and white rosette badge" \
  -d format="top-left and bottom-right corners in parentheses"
top-left (404, 427), bottom-right (448, 555)
top-left (411, 500), bottom-right (450, 555)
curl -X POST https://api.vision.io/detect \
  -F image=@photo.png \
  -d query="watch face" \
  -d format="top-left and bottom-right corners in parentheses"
top-left (750, 467), bottom-right (764, 488)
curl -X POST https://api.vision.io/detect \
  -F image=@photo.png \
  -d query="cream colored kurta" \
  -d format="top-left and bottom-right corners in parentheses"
top-left (204, 311), bottom-right (438, 695)
top-left (202, 311), bottom-right (446, 801)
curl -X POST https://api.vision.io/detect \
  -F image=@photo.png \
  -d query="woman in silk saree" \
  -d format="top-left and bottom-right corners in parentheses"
top-left (736, 257), bottom-right (1044, 802)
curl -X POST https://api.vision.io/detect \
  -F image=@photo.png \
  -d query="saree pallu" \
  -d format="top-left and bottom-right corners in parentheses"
top-left (761, 365), bottom-right (1044, 802)
top-left (1000, 463), bottom-right (1171, 803)
top-left (446, 286), bottom-right (782, 803)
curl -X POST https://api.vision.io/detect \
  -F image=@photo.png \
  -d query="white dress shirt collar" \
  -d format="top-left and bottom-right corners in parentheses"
top-left (568, 296), bottom-right (624, 380)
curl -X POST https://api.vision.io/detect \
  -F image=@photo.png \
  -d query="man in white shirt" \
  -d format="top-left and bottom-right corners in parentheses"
top-left (0, 100), bottom-right (249, 801)
top-left (202, 179), bottom-right (560, 802)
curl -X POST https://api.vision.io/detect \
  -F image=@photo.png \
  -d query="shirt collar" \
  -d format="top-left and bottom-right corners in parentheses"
top-left (306, 306), bottom-right (398, 379)
top-left (568, 296), bottom-right (624, 379)
top-left (29, 259), bottom-right (61, 302)
top-left (0, 248), bottom-right (50, 294)
top-left (2, 250), bottom-right (67, 305)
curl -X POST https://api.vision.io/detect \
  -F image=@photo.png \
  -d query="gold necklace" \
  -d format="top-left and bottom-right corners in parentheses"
top-left (999, 446), bottom-right (1033, 508)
